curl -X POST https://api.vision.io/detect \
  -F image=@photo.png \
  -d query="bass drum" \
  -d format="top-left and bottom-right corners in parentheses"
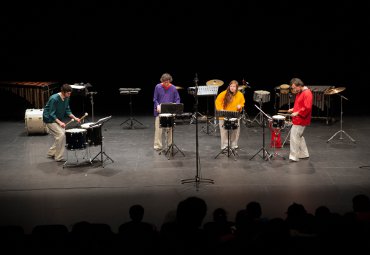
top-left (25, 109), bottom-right (47, 135)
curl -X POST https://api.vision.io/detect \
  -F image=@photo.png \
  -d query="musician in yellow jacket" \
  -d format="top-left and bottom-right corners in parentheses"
top-left (215, 80), bottom-right (245, 149)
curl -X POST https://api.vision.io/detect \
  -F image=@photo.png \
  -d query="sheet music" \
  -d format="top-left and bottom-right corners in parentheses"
top-left (197, 86), bottom-right (219, 96)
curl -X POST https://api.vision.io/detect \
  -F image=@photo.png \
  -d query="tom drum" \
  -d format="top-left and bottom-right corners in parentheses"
top-left (159, 113), bottom-right (175, 128)
top-left (223, 117), bottom-right (239, 130)
top-left (24, 109), bottom-right (47, 135)
top-left (65, 128), bottom-right (87, 150)
top-left (253, 90), bottom-right (270, 103)
top-left (279, 84), bottom-right (290, 94)
top-left (272, 115), bottom-right (286, 129)
top-left (81, 122), bottom-right (102, 146)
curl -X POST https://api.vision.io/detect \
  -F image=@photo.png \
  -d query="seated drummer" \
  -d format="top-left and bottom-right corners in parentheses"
top-left (153, 73), bottom-right (181, 151)
top-left (215, 80), bottom-right (245, 150)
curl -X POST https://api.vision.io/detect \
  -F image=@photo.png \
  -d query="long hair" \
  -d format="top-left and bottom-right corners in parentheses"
top-left (223, 80), bottom-right (239, 109)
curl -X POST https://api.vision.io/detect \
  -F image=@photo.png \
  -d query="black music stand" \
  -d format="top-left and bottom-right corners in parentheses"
top-left (250, 104), bottom-right (272, 161)
top-left (91, 116), bottom-right (114, 167)
top-left (160, 103), bottom-right (185, 160)
top-left (181, 74), bottom-right (214, 189)
top-left (119, 88), bottom-right (144, 129)
top-left (214, 114), bottom-right (240, 161)
top-left (327, 94), bottom-right (355, 143)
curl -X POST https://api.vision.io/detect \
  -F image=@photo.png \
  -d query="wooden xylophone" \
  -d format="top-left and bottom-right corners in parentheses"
top-left (0, 81), bottom-right (59, 108)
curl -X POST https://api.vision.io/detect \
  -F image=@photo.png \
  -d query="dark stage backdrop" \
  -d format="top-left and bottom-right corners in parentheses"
top-left (1, 2), bottom-right (369, 119)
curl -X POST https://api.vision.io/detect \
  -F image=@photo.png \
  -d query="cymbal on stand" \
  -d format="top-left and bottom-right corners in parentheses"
top-left (324, 87), bottom-right (346, 95)
top-left (175, 86), bottom-right (184, 90)
top-left (206, 79), bottom-right (224, 86)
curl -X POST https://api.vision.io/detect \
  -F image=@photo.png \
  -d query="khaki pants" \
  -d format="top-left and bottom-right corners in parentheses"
top-left (154, 116), bottom-right (172, 149)
top-left (46, 123), bottom-right (66, 161)
top-left (289, 125), bottom-right (309, 161)
top-left (219, 119), bottom-right (241, 149)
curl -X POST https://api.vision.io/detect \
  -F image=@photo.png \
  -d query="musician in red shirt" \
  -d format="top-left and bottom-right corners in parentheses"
top-left (287, 78), bottom-right (313, 162)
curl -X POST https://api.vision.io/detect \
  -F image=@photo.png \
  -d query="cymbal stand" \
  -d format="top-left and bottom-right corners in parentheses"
top-left (87, 91), bottom-right (97, 122)
top-left (327, 94), bottom-right (355, 143)
top-left (215, 119), bottom-right (238, 160)
top-left (181, 73), bottom-right (214, 190)
top-left (163, 123), bottom-right (185, 160)
top-left (250, 104), bottom-right (272, 161)
top-left (119, 89), bottom-right (144, 129)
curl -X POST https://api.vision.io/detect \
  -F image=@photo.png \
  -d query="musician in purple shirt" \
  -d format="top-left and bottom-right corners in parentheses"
top-left (153, 73), bottom-right (181, 150)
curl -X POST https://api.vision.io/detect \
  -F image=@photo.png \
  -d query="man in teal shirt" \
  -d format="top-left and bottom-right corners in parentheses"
top-left (43, 84), bottom-right (80, 161)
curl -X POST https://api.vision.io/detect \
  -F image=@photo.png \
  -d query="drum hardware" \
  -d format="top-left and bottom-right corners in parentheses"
top-left (327, 92), bottom-right (355, 143)
top-left (119, 88), bottom-right (144, 129)
top-left (181, 73), bottom-right (214, 188)
top-left (25, 109), bottom-right (47, 135)
top-left (251, 90), bottom-right (270, 127)
top-left (159, 103), bottom-right (185, 159)
top-left (268, 115), bottom-right (286, 160)
top-left (250, 104), bottom-right (272, 161)
top-left (215, 117), bottom-right (240, 160)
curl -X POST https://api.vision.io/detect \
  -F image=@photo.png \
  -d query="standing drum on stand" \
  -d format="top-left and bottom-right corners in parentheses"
top-left (81, 122), bottom-right (102, 146)
top-left (251, 90), bottom-right (271, 126)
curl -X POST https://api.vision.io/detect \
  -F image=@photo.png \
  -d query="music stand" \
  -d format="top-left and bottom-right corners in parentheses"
top-left (119, 88), bottom-right (144, 129)
top-left (327, 94), bottom-right (356, 143)
top-left (91, 116), bottom-right (114, 167)
top-left (214, 111), bottom-right (241, 161)
top-left (160, 103), bottom-right (185, 159)
top-left (181, 74), bottom-right (214, 190)
top-left (250, 104), bottom-right (272, 161)
top-left (197, 86), bottom-right (219, 135)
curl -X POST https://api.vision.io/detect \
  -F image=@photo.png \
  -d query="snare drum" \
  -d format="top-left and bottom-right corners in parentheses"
top-left (24, 109), bottom-right (47, 135)
top-left (159, 113), bottom-right (175, 128)
top-left (253, 90), bottom-right (270, 103)
top-left (279, 84), bottom-right (290, 94)
top-left (223, 117), bottom-right (239, 130)
top-left (65, 128), bottom-right (87, 150)
top-left (272, 115), bottom-right (285, 129)
top-left (81, 122), bottom-right (102, 146)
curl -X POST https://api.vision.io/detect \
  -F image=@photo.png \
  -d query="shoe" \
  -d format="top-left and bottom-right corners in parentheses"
top-left (154, 147), bottom-right (162, 151)
top-left (299, 157), bottom-right (309, 160)
top-left (47, 154), bottom-right (55, 159)
top-left (55, 158), bottom-right (66, 162)
top-left (232, 146), bottom-right (239, 150)
top-left (289, 158), bottom-right (299, 162)
top-left (221, 146), bottom-right (227, 150)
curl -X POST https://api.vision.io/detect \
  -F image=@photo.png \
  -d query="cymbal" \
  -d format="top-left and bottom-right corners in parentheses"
top-left (324, 87), bottom-right (346, 95)
top-left (238, 85), bottom-right (247, 90)
top-left (206, 79), bottom-right (224, 86)
top-left (175, 86), bottom-right (184, 90)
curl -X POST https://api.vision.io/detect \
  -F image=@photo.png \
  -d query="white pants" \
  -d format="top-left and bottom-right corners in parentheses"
top-left (289, 125), bottom-right (309, 161)
top-left (46, 123), bottom-right (66, 161)
top-left (219, 119), bottom-right (241, 149)
top-left (154, 116), bottom-right (172, 149)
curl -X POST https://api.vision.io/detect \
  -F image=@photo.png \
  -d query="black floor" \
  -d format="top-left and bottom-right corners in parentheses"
top-left (1, 114), bottom-right (370, 234)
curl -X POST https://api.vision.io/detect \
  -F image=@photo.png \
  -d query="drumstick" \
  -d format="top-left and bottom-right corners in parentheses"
top-left (278, 109), bottom-right (289, 112)
top-left (65, 113), bottom-right (88, 127)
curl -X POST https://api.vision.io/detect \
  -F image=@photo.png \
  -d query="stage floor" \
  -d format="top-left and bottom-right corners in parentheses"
top-left (1, 114), bottom-right (370, 234)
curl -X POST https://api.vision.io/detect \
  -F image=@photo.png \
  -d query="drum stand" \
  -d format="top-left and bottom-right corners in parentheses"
top-left (250, 105), bottom-right (272, 161)
top-left (269, 128), bottom-right (285, 160)
top-left (119, 89), bottom-right (144, 129)
top-left (241, 107), bottom-right (252, 127)
top-left (250, 100), bottom-right (265, 126)
top-left (214, 120), bottom-right (238, 161)
top-left (63, 147), bottom-right (92, 168)
top-left (327, 94), bottom-right (355, 143)
top-left (161, 125), bottom-right (185, 160)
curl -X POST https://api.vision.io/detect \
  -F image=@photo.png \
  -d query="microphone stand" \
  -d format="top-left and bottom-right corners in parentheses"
top-left (181, 73), bottom-right (214, 190)
top-left (87, 92), bottom-right (97, 122)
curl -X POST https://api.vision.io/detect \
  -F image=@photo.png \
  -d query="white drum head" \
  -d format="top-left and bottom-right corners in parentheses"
top-left (81, 122), bottom-right (94, 129)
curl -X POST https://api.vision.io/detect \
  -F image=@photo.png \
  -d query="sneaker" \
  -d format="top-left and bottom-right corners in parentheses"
top-left (47, 154), bottom-right (55, 159)
top-left (55, 158), bottom-right (66, 162)
top-left (154, 147), bottom-right (162, 151)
